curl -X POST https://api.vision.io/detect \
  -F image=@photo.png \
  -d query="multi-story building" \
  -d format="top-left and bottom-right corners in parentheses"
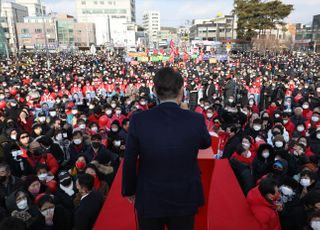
top-left (15, 0), bottom-right (46, 17)
top-left (1, 2), bottom-right (28, 53)
top-left (295, 23), bottom-right (313, 50)
top-left (76, 0), bottom-right (136, 45)
top-left (16, 14), bottom-right (96, 49)
top-left (157, 27), bottom-right (177, 47)
top-left (142, 11), bottom-right (160, 48)
top-left (312, 14), bottom-right (320, 52)
top-left (189, 15), bottom-right (237, 41)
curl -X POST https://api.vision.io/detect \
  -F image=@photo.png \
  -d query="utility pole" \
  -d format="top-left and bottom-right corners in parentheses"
top-left (40, 0), bottom-right (50, 69)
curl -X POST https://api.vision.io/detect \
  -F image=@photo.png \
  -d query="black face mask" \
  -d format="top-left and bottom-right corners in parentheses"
top-left (92, 142), bottom-right (101, 149)
top-left (60, 178), bottom-right (72, 187)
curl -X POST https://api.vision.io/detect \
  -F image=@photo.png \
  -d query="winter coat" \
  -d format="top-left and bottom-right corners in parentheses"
top-left (247, 186), bottom-right (281, 230)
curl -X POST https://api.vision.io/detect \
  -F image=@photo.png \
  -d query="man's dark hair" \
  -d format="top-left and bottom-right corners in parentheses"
top-left (91, 134), bottom-right (102, 141)
top-left (77, 173), bottom-right (94, 191)
top-left (0, 217), bottom-right (26, 230)
top-left (153, 67), bottom-right (184, 100)
top-left (258, 178), bottom-right (277, 197)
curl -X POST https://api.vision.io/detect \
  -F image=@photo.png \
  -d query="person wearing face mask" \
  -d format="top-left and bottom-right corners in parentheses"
top-left (111, 106), bottom-right (127, 125)
top-left (291, 106), bottom-right (307, 127)
top-left (298, 170), bottom-right (317, 199)
top-left (26, 141), bottom-right (59, 176)
top-left (88, 106), bottom-right (101, 124)
top-left (36, 164), bottom-right (57, 193)
top-left (24, 175), bottom-right (48, 201)
top-left (245, 118), bottom-right (263, 139)
top-left (5, 189), bottom-right (45, 230)
top-left (0, 163), bottom-right (23, 208)
top-left (54, 171), bottom-right (76, 215)
top-left (68, 130), bottom-right (91, 168)
top-left (137, 97), bottom-right (149, 111)
top-left (305, 211), bottom-right (320, 230)
top-left (37, 194), bottom-right (72, 230)
top-left (70, 155), bottom-right (88, 177)
top-left (230, 145), bottom-right (255, 195)
top-left (204, 107), bottom-right (217, 132)
top-left (247, 178), bottom-right (282, 230)
top-left (277, 178), bottom-right (300, 230)
top-left (309, 128), bottom-right (320, 155)
top-left (282, 113), bottom-right (296, 137)
top-left (31, 124), bottom-right (43, 139)
top-left (88, 134), bottom-right (119, 185)
top-left (85, 164), bottom-right (109, 199)
top-left (252, 144), bottom-right (275, 183)
top-left (302, 102), bottom-right (313, 120)
top-left (98, 106), bottom-right (113, 131)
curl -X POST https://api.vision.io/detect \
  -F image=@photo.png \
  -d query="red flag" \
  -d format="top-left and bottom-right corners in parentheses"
top-left (174, 47), bottom-right (179, 56)
top-left (170, 40), bottom-right (175, 50)
top-left (146, 48), bottom-right (149, 53)
top-left (159, 48), bottom-right (164, 55)
top-left (153, 48), bottom-right (158, 55)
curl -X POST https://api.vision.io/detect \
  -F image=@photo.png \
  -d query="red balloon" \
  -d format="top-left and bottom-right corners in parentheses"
top-left (0, 100), bottom-right (6, 109)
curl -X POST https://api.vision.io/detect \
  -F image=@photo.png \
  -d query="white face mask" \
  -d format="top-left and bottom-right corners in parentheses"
top-left (41, 207), bottom-right (55, 218)
top-left (140, 101), bottom-right (146, 106)
top-left (49, 111), bottom-right (56, 117)
top-left (297, 126), bottom-right (304, 132)
top-left (242, 142), bottom-right (251, 150)
top-left (11, 134), bottom-right (17, 140)
top-left (317, 133), bottom-right (320, 140)
top-left (311, 220), bottom-right (320, 230)
top-left (300, 178), bottom-right (311, 187)
top-left (111, 103), bottom-right (116, 108)
top-left (73, 139), bottom-right (82, 145)
top-left (106, 110), bottom-right (112, 116)
top-left (114, 140), bottom-right (121, 147)
top-left (311, 116), bottom-right (319, 122)
top-left (244, 151), bottom-right (252, 158)
top-left (38, 173), bottom-right (48, 181)
top-left (275, 141), bottom-right (284, 148)
top-left (89, 105), bottom-right (95, 110)
top-left (72, 110), bottom-right (78, 115)
top-left (253, 125), bottom-right (261, 131)
top-left (39, 117), bottom-right (46, 123)
top-left (262, 150), bottom-right (270, 159)
top-left (91, 127), bottom-right (98, 133)
top-left (17, 199), bottom-right (28, 210)
top-left (115, 110), bottom-right (122, 116)
top-left (302, 104), bottom-right (309, 110)
top-left (280, 186), bottom-right (294, 196)
top-left (207, 113), bottom-right (213, 118)
top-left (228, 99), bottom-right (234, 103)
top-left (79, 124), bottom-right (86, 130)
top-left (111, 128), bottom-right (118, 133)
top-left (56, 133), bottom-right (63, 141)
top-left (63, 133), bottom-right (68, 138)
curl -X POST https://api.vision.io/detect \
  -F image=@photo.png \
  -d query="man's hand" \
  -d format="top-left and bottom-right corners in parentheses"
top-left (126, 195), bottom-right (135, 204)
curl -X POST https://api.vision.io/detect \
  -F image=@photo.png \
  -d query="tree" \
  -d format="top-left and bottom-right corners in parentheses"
top-left (234, 0), bottom-right (293, 41)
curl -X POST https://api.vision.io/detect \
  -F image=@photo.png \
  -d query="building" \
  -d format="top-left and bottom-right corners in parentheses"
top-left (0, 2), bottom-right (28, 53)
top-left (295, 23), bottom-right (313, 51)
top-left (56, 14), bottom-right (95, 48)
top-left (15, 0), bottom-right (46, 17)
top-left (16, 14), bottom-right (96, 50)
top-left (142, 11), bottom-right (160, 48)
top-left (189, 15), bottom-right (237, 42)
top-left (16, 15), bottom-right (57, 50)
top-left (76, 0), bottom-right (136, 45)
top-left (312, 14), bottom-right (320, 52)
top-left (158, 26), bottom-right (177, 47)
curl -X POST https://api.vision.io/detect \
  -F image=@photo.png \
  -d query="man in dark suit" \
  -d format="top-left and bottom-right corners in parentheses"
top-left (74, 174), bottom-right (103, 230)
top-left (122, 67), bottom-right (212, 230)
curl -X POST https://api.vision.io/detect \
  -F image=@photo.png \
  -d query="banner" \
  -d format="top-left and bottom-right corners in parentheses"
top-left (162, 56), bottom-right (170, 61)
top-left (151, 56), bottom-right (160, 62)
top-left (137, 57), bottom-right (149, 62)
top-left (209, 58), bottom-right (217, 64)
top-left (128, 52), bottom-right (147, 57)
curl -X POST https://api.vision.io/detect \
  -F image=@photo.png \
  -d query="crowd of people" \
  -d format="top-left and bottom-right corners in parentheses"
top-left (0, 50), bottom-right (318, 230)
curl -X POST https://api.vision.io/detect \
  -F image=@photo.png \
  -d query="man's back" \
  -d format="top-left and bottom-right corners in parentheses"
top-left (122, 102), bottom-right (211, 218)
top-left (74, 190), bottom-right (103, 230)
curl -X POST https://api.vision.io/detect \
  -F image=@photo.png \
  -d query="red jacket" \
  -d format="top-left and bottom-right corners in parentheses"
top-left (26, 153), bottom-right (59, 175)
top-left (247, 186), bottom-right (281, 230)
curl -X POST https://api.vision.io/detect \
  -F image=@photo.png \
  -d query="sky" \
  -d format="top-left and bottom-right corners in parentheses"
top-left (44, 0), bottom-right (320, 27)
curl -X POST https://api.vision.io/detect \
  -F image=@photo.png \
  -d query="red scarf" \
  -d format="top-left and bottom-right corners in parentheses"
top-left (93, 175), bottom-right (101, 190)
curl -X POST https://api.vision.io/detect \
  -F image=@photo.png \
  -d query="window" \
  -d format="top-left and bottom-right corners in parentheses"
top-left (48, 39), bottom-right (55, 43)
top-left (35, 28), bottom-right (42, 33)
top-left (21, 28), bottom-right (29, 33)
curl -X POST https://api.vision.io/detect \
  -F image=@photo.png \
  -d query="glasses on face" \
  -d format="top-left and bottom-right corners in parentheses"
top-left (20, 135), bottom-right (29, 140)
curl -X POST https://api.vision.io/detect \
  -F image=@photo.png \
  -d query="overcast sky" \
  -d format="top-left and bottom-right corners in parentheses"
top-left (45, 0), bottom-right (320, 27)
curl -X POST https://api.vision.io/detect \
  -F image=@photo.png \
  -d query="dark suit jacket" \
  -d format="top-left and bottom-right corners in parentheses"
top-left (122, 102), bottom-right (211, 218)
top-left (74, 191), bottom-right (103, 230)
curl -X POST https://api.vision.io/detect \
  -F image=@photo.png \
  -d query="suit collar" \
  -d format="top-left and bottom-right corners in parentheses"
top-left (158, 102), bottom-right (180, 108)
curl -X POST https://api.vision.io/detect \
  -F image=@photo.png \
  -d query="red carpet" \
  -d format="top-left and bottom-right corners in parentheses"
top-left (93, 149), bottom-right (261, 230)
